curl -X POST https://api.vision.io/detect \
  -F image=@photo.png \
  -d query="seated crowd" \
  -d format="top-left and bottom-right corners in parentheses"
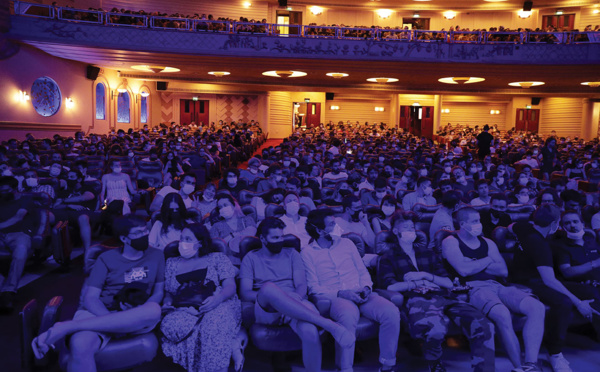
top-left (2, 120), bottom-right (600, 372)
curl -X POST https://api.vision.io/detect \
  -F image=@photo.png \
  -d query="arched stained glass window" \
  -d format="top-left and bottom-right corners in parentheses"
top-left (141, 95), bottom-right (148, 124)
top-left (95, 83), bottom-right (105, 120)
top-left (117, 91), bottom-right (130, 123)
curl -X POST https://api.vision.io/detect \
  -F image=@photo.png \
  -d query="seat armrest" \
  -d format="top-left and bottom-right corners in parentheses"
top-left (375, 289), bottom-right (404, 307)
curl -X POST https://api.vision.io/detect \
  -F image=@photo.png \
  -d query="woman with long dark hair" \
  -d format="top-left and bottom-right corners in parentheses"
top-left (149, 193), bottom-right (187, 251)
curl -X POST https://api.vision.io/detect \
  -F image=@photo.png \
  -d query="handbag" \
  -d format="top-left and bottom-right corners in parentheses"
top-left (172, 268), bottom-right (217, 308)
top-left (110, 282), bottom-right (150, 311)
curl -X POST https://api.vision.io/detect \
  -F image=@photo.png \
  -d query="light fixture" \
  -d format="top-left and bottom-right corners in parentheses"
top-left (131, 65), bottom-right (180, 73)
top-left (518, 10), bottom-right (532, 18)
top-left (286, 6), bottom-right (293, 11)
top-left (438, 77), bottom-right (485, 84)
top-left (443, 11), bottom-right (456, 20)
top-left (413, 0), bottom-right (431, 2)
top-left (243, 1), bottom-right (252, 8)
top-left (375, 107), bottom-right (385, 112)
top-left (556, 9), bottom-right (563, 15)
top-left (193, 96), bottom-right (199, 101)
top-left (310, 6), bottom-right (323, 15)
top-left (262, 70), bottom-right (307, 78)
top-left (330, 105), bottom-right (340, 110)
top-left (367, 77), bottom-right (399, 83)
top-left (208, 71), bottom-right (231, 77)
top-left (117, 87), bottom-right (128, 93)
top-left (140, 91), bottom-right (150, 97)
top-left (526, 105), bottom-right (532, 109)
top-left (376, 9), bottom-right (393, 19)
top-left (65, 97), bottom-right (74, 109)
top-left (594, 9), bottom-right (600, 15)
top-left (326, 72), bottom-right (349, 79)
top-left (19, 90), bottom-right (30, 102)
top-left (413, 12), bottom-right (420, 18)
top-left (509, 81), bottom-right (545, 88)
top-left (484, 0), bottom-right (507, 2)
top-left (582, 82), bottom-right (600, 87)
top-left (490, 110), bottom-right (500, 115)
top-left (442, 108), bottom-right (450, 113)
top-left (412, 102), bottom-right (421, 106)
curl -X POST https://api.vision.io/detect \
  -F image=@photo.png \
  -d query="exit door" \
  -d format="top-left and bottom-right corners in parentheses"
top-left (515, 108), bottom-right (540, 133)
top-left (180, 99), bottom-right (209, 125)
top-left (275, 10), bottom-right (302, 35)
top-left (399, 105), bottom-right (434, 138)
top-left (305, 103), bottom-right (321, 128)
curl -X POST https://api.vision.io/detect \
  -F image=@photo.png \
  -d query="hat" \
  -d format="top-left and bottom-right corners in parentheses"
top-left (248, 158), bottom-right (261, 167)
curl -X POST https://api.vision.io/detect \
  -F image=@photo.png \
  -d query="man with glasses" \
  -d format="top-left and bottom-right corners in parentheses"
top-left (31, 214), bottom-right (164, 371)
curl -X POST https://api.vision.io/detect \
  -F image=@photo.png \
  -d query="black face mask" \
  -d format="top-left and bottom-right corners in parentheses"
top-left (339, 189), bottom-right (351, 197)
top-left (67, 179), bottom-right (78, 189)
top-left (265, 240), bottom-right (284, 255)
top-left (490, 209), bottom-right (504, 219)
top-left (129, 234), bottom-right (149, 252)
top-left (350, 210), bottom-right (361, 222)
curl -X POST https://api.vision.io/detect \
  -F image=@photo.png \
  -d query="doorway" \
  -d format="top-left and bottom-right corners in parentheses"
top-left (180, 99), bottom-right (209, 125)
top-left (515, 108), bottom-right (540, 133)
top-left (293, 102), bottom-right (321, 129)
top-left (399, 105), bottom-right (434, 138)
top-left (275, 10), bottom-right (302, 36)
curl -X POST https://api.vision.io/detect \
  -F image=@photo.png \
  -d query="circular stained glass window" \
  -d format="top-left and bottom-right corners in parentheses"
top-left (31, 76), bottom-right (61, 117)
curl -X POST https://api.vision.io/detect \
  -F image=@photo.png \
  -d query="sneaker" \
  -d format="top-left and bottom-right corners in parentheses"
top-left (512, 362), bottom-right (542, 372)
top-left (428, 359), bottom-right (447, 372)
top-left (549, 353), bottom-right (572, 372)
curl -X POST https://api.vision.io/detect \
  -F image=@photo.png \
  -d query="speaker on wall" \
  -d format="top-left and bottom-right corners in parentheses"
top-left (278, 0), bottom-right (287, 7)
top-left (156, 81), bottom-right (168, 91)
top-left (523, 1), bottom-right (533, 11)
top-left (86, 65), bottom-right (100, 80)
top-left (326, 92), bottom-right (335, 101)
top-left (531, 97), bottom-right (541, 105)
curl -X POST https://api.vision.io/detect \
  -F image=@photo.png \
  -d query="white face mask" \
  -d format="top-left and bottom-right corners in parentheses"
top-left (376, 191), bottom-right (387, 200)
top-left (1, 169), bottom-right (12, 176)
top-left (382, 205), bottom-right (395, 217)
top-left (178, 241), bottom-right (199, 259)
top-left (285, 201), bottom-right (300, 216)
top-left (219, 205), bottom-right (235, 219)
top-left (250, 168), bottom-right (258, 174)
top-left (283, 161), bottom-right (290, 167)
top-left (419, 169), bottom-right (428, 177)
top-left (330, 223), bottom-right (343, 237)
top-left (423, 186), bottom-right (433, 196)
top-left (182, 184), bottom-right (195, 195)
top-left (566, 229), bottom-right (585, 240)
top-left (444, 166), bottom-right (452, 173)
top-left (518, 178), bottom-right (528, 186)
top-left (25, 178), bottom-right (38, 187)
top-left (275, 175), bottom-right (283, 182)
top-left (517, 195), bottom-right (529, 204)
top-left (49, 168), bottom-right (61, 177)
top-left (496, 178), bottom-right (504, 185)
top-left (400, 231), bottom-right (417, 243)
top-left (467, 223), bottom-right (483, 236)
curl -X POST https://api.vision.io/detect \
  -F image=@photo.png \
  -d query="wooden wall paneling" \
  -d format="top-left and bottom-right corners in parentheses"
top-left (541, 97), bottom-right (583, 137)
top-left (268, 91), bottom-right (292, 138)
top-left (324, 99), bottom-right (389, 125)
top-left (439, 102), bottom-right (507, 129)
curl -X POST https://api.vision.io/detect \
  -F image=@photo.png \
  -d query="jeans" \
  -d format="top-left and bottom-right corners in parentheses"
top-left (329, 292), bottom-right (400, 371)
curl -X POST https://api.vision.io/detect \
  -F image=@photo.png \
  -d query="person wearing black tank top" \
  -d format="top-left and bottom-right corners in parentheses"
top-left (443, 208), bottom-right (545, 372)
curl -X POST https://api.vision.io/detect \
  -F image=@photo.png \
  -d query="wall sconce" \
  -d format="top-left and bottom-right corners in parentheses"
top-left (140, 91), bottom-right (150, 97)
top-left (490, 110), bottom-right (500, 115)
top-left (65, 97), bottom-right (74, 109)
top-left (518, 10), bottom-right (532, 18)
top-left (375, 107), bottom-right (385, 112)
top-left (310, 6), bottom-right (323, 15)
top-left (330, 105), bottom-right (340, 110)
top-left (443, 11), bottom-right (456, 20)
top-left (556, 9), bottom-right (563, 15)
top-left (413, 12), bottom-right (420, 18)
top-left (192, 96), bottom-right (199, 101)
top-left (442, 108), bottom-right (450, 113)
top-left (593, 9), bottom-right (599, 14)
top-left (377, 9), bottom-right (393, 19)
top-left (243, 1), bottom-right (252, 8)
top-left (19, 90), bottom-right (30, 102)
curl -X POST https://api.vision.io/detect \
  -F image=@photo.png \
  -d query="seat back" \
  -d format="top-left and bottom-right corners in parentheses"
top-left (20, 299), bottom-right (38, 372)
top-left (507, 204), bottom-right (534, 222)
top-left (264, 203), bottom-right (285, 218)
top-left (342, 232), bottom-right (366, 256)
top-left (413, 203), bottom-right (441, 223)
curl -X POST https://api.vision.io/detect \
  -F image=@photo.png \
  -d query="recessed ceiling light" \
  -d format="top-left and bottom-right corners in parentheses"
top-left (413, 0), bottom-right (432, 2)
top-left (131, 65), bottom-right (180, 73)
top-left (326, 72), bottom-right (349, 79)
top-left (208, 71), bottom-right (231, 77)
top-left (438, 77), bottom-right (485, 84)
top-left (509, 81), bottom-right (545, 88)
top-left (484, 0), bottom-right (507, 2)
top-left (582, 82), bottom-right (600, 87)
top-left (367, 77), bottom-right (399, 83)
top-left (262, 70), bottom-right (307, 78)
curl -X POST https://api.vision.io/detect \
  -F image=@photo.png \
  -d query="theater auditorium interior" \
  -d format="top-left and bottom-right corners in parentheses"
top-left (1, 0), bottom-right (600, 371)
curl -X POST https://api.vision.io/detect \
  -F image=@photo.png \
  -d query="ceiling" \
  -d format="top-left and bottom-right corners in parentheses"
top-left (25, 41), bottom-right (600, 97)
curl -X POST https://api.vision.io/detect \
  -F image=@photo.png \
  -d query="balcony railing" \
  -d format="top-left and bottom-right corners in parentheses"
top-left (12, 1), bottom-right (600, 45)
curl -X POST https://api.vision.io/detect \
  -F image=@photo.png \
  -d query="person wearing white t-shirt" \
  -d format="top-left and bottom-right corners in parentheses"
top-left (149, 173), bottom-right (198, 213)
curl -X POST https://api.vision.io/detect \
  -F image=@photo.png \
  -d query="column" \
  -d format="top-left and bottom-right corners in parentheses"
top-left (433, 94), bottom-right (442, 134)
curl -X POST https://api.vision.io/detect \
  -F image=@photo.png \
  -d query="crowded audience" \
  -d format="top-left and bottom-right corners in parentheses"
top-left (1, 117), bottom-right (599, 372)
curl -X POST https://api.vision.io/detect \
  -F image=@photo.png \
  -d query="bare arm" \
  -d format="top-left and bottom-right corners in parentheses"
top-left (64, 191), bottom-right (95, 204)
top-left (559, 259), bottom-right (600, 280)
top-left (125, 174), bottom-right (137, 194)
top-left (214, 277), bottom-right (236, 302)
top-left (83, 286), bottom-right (111, 316)
top-left (147, 282), bottom-right (164, 304)
top-left (149, 194), bottom-right (165, 213)
top-left (442, 236), bottom-right (493, 278)
top-left (483, 238), bottom-right (509, 277)
top-left (0, 209), bottom-right (27, 229)
top-left (240, 277), bottom-right (258, 302)
top-left (99, 175), bottom-right (107, 204)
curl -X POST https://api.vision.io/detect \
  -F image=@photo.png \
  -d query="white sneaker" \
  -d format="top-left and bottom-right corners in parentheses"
top-left (549, 353), bottom-right (572, 372)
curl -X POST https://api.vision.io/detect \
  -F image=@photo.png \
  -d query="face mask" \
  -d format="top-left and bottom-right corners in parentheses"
top-left (178, 241), bottom-right (199, 258)
top-left (467, 223), bottom-right (483, 236)
top-left (182, 184), bottom-right (195, 195)
top-left (496, 178), bottom-right (504, 185)
top-left (517, 195), bottom-right (529, 204)
top-left (275, 175), bottom-right (283, 182)
top-left (419, 169), bottom-right (428, 177)
top-left (219, 205), bottom-right (235, 219)
top-left (593, 163), bottom-right (599, 169)
top-left (49, 168), bottom-right (61, 177)
top-left (67, 179), bottom-right (78, 189)
top-left (382, 205), bottom-right (395, 217)
top-left (265, 240), bottom-right (284, 254)
top-left (376, 191), bottom-right (386, 199)
top-left (112, 167), bottom-right (122, 174)
top-left (285, 201), bottom-right (300, 215)
top-left (444, 166), bottom-right (452, 173)
top-left (227, 177), bottom-right (237, 186)
top-left (422, 186), bottom-right (433, 196)
top-left (350, 210), bottom-right (361, 222)
top-left (457, 176), bottom-right (466, 183)
top-left (400, 231), bottom-right (417, 243)
top-left (330, 223), bottom-right (343, 237)
top-left (490, 209), bottom-right (503, 219)
top-left (25, 178), bottom-right (38, 187)
top-left (566, 229), bottom-right (585, 240)
top-left (250, 168), bottom-right (258, 174)
top-left (128, 152), bottom-right (134, 158)
top-left (129, 234), bottom-right (149, 251)
top-left (469, 167), bottom-right (477, 174)
top-left (283, 161), bottom-right (290, 167)
top-left (401, 175), bottom-right (409, 183)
